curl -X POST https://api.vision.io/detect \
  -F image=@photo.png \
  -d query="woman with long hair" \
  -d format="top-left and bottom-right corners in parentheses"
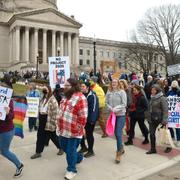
top-left (31, 85), bottom-right (62, 159)
top-left (106, 78), bottom-right (127, 163)
top-left (125, 84), bottom-right (149, 146)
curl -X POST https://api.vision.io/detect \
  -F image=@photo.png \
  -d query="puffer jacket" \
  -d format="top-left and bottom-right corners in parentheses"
top-left (149, 92), bottom-right (168, 123)
top-left (91, 84), bottom-right (105, 108)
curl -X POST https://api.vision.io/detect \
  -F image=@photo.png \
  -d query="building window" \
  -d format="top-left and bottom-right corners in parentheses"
top-left (87, 50), bottom-right (90, 56)
top-left (118, 62), bottom-right (122, 68)
top-left (107, 51), bottom-right (110, 57)
top-left (154, 54), bottom-right (158, 62)
top-left (100, 51), bottom-right (104, 57)
top-left (79, 59), bottom-right (83, 66)
top-left (79, 49), bottom-right (83, 55)
top-left (160, 56), bottom-right (163, 61)
top-left (118, 53), bottom-right (122, 58)
top-left (86, 59), bottom-right (90, 65)
top-left (113, 52), bottom-right (116, 58)
top-left (160, 65), bottom-right (163, 71)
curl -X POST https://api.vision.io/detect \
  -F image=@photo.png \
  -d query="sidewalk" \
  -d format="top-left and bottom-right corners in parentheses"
top-left (1, 124), bottom-right (180, 180)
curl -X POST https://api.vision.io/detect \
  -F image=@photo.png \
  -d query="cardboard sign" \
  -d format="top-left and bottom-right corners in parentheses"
top-left (167, 96), bottom-right (180, 128)
top-left (26, 97), bottom-right (39, 118)
top-left (0, 86), bottom-right (13, 121)
top-left (49, 56), bottom-right (70, 89)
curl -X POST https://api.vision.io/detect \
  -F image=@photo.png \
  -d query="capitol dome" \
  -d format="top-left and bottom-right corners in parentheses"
top-left (0, 0), bottom-right (57, 11)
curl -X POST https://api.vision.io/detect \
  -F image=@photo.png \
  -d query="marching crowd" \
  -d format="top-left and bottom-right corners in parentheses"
top-left (0, 70), bottom-right (180, 180)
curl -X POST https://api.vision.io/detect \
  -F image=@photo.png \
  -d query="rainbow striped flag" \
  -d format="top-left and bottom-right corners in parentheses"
top-left (13, 97), bottom-right (27, 138)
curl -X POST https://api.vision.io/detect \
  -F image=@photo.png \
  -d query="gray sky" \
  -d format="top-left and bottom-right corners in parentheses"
top-left (58, 0), bottom-right (180, 41)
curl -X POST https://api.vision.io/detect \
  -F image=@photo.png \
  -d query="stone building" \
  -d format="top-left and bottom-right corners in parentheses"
top-left (0, 0), bottom-right (81, 71)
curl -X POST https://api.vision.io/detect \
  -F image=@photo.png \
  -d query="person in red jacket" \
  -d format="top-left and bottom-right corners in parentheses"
top-left (0, 75), bottom-right (24, 178)
top-left (57, 78), bottom-right (88, 180)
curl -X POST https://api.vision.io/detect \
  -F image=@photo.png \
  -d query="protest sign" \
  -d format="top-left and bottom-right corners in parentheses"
top-left (167, 96), bottom-right (180, 128)
top-left (49, 56), bottom-right (70, 89)
top-left (0, 86), bottom-right (13, 121)
top-left (26, 97), bottom-right (39, 118)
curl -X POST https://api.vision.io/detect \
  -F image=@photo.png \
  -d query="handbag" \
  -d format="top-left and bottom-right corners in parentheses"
top-left (105, 112), bottom-right (116, 136)
top-left (156, 126), bottom-right (175, 148)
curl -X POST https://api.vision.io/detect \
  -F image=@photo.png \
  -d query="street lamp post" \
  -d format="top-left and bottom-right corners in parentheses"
top-left (93, 38), bottom-right (96, 76)
top-left (36, 54), bottom-right (39, 79)
top-left (57, 46), bottom-right (60, 56)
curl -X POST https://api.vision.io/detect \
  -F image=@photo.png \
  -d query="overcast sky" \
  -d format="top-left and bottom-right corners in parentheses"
top-left (58, 0), bottom-right (180, 42)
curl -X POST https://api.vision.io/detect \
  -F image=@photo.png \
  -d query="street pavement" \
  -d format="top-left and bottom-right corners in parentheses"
top-left (1, 121), bottom-right (180, 180)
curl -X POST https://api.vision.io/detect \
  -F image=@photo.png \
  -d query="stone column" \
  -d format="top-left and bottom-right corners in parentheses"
top-left (60, 31), bottom-right (64, 56)
top-left (25, 27), bottom-right (29, 63)
top-left (74, 33), bottom-right (79, 66)
top-left (68, 32), bottom-right (72, 64)
top-left (15, 26), bottom-right (20, 62)
top-left (9, 30), bottom-right (13, 63)
top-left (34, 28), bottom-right (39, 63)
top-left (52, 30), bottom-right (56, 56)
top-left (43, 29), bottom-right (47, 64)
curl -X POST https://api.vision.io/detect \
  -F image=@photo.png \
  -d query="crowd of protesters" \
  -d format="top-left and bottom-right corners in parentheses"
top-left (0, 68), bottom-right (180, 179)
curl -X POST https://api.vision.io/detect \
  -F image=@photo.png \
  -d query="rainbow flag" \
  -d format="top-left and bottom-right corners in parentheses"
top-left (13, 97), bottom-right (27, 138)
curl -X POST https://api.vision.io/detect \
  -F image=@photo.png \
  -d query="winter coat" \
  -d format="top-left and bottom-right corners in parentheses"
top-left (149, 92), bottom-right (168, 123)
top-left (86, 91), bottom-right (99, 124)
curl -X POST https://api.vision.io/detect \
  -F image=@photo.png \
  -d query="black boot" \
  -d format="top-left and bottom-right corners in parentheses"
top-left (146, 134), bottom-right (156, 154)
top-left (146, 149), bottom-right (157, 154)
top-left (124, 139), bottom-right (133, 146)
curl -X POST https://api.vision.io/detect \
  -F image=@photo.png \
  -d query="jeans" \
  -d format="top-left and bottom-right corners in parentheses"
top-left (0, 129), bottom-right (21, 168)
top-left (59, 136), bottom-right (83, 173)
top-left (169, 128), bottom-right (180, 141)
top-left (28, 117), bottom-right (37, 130)
top-left (115, 116), bottom-right (125, 151)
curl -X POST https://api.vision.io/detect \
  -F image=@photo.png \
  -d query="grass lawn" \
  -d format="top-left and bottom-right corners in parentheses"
top-left (13, 83), bottom-right (28, 96)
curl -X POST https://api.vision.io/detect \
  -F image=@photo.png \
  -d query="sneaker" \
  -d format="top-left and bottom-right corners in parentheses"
top-left (124, 140), bottom-right (133, 146)
top-left (84, 151), bottom-right (95, 158)
top-left (14, 163), bottom-right (24, 178)
top-left (30, 153), bottom-right (41, 159)
top-left (57, 149), bottom-right (64, 155)
top-left (64, 171), bottom-right (77, 180)
top-left (78, 147), bottom-right (88, 153)
top-left (164, 147), bottom-right (172, 153)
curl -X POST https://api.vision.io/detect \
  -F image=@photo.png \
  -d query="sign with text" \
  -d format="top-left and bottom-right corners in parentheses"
top-left (48, 56), bottom-right (70, 89)
top-left (0, 86), bottom-right (13, 121)
top-left (167, 96), bottom-right (180, 128)
top-left (26, 97), bottom-right (39, 118)
top-left (167, 63), bottom-right (180, 76)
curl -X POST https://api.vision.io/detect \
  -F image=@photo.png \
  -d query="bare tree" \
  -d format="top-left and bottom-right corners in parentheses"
top-left (138, 4), bottom-right (180, 66)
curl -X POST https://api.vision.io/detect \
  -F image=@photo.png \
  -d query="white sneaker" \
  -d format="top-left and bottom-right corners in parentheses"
top-left (176, 141), bottom-right (180, 147)
top-left (64, 171), bottom-right (77, 180)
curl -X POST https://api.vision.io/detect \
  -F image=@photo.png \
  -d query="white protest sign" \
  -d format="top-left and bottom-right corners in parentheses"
top-left (167, 63), bottom-right (180, 76)
top-left (26, 97), bottom-right (39, 118)
top-left (0, 86), bottom-right (13, 121)
top-left (167, 96), bottom-right (180, 128)
top-left (48, 56), bottom-right (70, 89)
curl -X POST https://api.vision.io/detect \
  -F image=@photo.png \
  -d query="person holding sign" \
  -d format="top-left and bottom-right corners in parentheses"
top-left (26, 83), bottom-right (40, 132)
top-left (0, 75), bottom-right (24, 178)
top-left (167, 80), bottom-right (180, 148)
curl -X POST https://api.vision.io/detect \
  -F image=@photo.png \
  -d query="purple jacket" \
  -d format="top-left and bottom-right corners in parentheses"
top-left (0, 100), bottom-right (14, 133)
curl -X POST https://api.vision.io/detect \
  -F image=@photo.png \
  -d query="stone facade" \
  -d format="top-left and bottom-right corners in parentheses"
top-left (0, 0), bottom-right (81, 72)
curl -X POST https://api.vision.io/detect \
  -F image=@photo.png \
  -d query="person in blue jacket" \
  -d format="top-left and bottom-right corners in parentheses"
top-left (26, 83), bottom-right (40, 132)
top-left (79, 80), bottom-right (99, 158)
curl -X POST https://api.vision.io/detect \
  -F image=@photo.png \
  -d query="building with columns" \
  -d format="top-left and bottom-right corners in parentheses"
top-left (0, 0), bottom-right (81, 71)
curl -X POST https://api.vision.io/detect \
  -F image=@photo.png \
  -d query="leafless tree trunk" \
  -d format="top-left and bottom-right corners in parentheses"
top-left (138, 4), bottom-right (180, 66)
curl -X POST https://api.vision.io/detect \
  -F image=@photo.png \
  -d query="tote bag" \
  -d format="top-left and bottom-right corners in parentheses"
top-left (106, 112), bottom-right (116, 136)
top-left (156, 126), bottom-right (175, 148)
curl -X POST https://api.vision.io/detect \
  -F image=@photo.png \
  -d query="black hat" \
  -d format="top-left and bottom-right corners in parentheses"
top-left (82, 80), bottom-right (90, 88)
